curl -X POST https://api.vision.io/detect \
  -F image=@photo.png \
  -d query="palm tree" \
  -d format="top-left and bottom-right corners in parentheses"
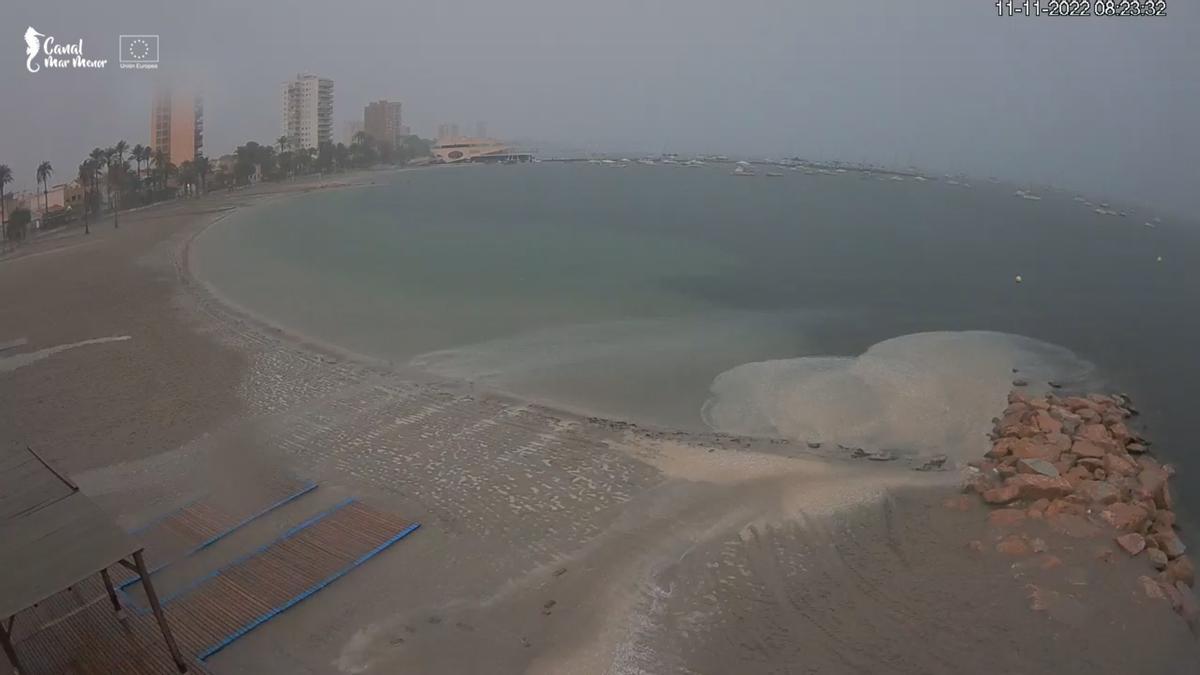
top-left (0, 164), bottom-right (12, 242)
top-left (151, 149), bottom-right (167, 193)
top-left (194, 154), bottom-right (210, 195)
top-left (88, 148), bottom-right (106, 206)
top-left (277, 136), bottom-right (290, 154)
top-left (131, 144), bottom-right (145, 180)
top-left (36, 161), bottom-right (53, 218)
top-left (114, 140), bottom-right (128, 167)
top-left (77, 161), bottom-right (92, 234)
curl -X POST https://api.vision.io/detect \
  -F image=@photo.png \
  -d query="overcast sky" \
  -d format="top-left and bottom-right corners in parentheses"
top-left (1, 1), bottom-right (1197, 215)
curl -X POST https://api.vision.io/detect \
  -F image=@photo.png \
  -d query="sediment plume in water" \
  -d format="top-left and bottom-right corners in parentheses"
top-left (702, 331), bottom-right (1096, 461)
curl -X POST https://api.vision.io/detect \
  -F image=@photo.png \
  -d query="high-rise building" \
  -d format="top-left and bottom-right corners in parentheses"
top-left (150, 86), bottom-right (203, 166)
top-left (475, 121), bottom-right (487, 139)
top-left (363, 100), bottom-right (403, 148)
top-left (437, 123), bottom-right (461, 141)
top-left (281, 74), bottom-right (333, 149)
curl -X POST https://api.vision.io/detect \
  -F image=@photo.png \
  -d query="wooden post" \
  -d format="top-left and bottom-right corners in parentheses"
top-left (99, 569), bottom-right (122, 613)
top-left (133, 551), bottom-right (187, 673)
top-left (0, 615), bottom-right (22, 675)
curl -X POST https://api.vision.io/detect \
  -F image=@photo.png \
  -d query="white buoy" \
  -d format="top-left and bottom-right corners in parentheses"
top-left (1157, 256), bottom-right (1163, 262)
top-left (1015, 275), bottom-right (1023, 283)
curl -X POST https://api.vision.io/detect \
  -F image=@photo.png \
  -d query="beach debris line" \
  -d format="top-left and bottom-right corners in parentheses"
top-left (961, 389), bottom-right (1196, 625)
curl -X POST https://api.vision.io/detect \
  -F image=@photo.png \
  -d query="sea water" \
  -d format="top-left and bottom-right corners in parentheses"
top-left (193, 163), bottom-right (1200, 504)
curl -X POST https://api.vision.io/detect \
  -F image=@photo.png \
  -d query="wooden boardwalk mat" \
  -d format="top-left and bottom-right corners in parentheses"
top-left (8, 499), bottom-right (418, 674)
top-left (163, 499), bottom-right (417, 662)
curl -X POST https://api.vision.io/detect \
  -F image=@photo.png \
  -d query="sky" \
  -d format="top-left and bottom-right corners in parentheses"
top-left (1, 0), bottom-right (1197, 216)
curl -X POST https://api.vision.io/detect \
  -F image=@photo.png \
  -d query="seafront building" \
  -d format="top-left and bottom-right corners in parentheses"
top-left (150, 86), bottom-right (203, 166)
top-left (281, 74), bottom-right (334, 150)
top-left (363, 100), bottom-right (404, 148)
top-left (430, 136), bottom-right (532, 164)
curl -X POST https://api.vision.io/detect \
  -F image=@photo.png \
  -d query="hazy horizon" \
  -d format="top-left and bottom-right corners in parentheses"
top-left (1, 1), bottom-right (1197, 216)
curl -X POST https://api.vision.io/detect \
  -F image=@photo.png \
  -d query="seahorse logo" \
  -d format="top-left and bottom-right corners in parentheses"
top-left (25, 27), bottom-right (45, 73)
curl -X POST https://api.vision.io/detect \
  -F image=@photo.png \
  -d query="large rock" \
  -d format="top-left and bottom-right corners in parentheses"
top-left (1076, 480), bottom-right (1121, 505)
top-left (1108, 421), bottom-right (1134, 444)
top-left (1006, 474), bottom-right (1072, 501)
top-left (1017, 458), bottom-right (1059, 478)
top-left (1137, 467), bottom-right (1169, 503)
top-left (1115, 532), bottom-right (1146, 556)
top-left (1149, 548), bottom-right (1170, 570)
top-left (982, 484), bottom-right (1020, 505)
top-left (1071, 439), bottom-right (1108, 460)
top-left (1099, 502), bottom-right (1150, 532)
top-left (1166, 556), bottom-right (1195, 587)
top-left (1105, 453), bottom-right (1138, 477)
top-left (1034, 411), bottom-right (1063, 435)
top-left (1009, 438), bottom-right (1063, 462)
top-left (1154, 510), bottom-right (1177, 531)
top-left (1044, 433), bottom-right (1073, 453)
top-left (1152, 531), bottom-right (1187, 559)
top-left (1141, 575), bottom-right (1167, 601)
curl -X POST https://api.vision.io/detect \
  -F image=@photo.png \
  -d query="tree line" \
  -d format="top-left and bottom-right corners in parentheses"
top-left (1, 132), bottom-right (431, 244)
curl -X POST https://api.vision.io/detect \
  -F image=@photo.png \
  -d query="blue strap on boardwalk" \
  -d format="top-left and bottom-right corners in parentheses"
top-left (119, 481), bottom-right (319, 591)
top-left (197, 521), bottom-right (421, 661)
top-left (159, 496), bottom-right (356, 606)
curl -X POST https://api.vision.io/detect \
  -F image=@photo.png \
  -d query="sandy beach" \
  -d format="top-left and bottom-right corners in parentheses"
top-left (2, 174), bottom-right (1198, 674)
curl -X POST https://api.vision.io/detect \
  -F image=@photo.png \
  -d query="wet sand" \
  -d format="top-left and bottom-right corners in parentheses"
top-left (2, 174), bottom-right (1197, 673)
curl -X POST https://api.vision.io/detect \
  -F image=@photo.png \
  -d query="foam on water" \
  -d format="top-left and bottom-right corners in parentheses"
top-left (701, 331), bottom-right (1096, 460)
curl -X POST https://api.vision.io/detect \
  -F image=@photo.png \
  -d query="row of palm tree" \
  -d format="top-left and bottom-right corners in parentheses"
top-left (2, 132), bottom-right (433, 242)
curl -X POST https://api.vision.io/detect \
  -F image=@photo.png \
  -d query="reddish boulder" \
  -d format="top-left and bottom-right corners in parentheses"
top-left (1149, 548), bottom-right (1170, 570)
top-left (1137, 467), bottom-right (1169, 503)
top-left (1166, 556), bottom-right (1195, 587)
top-left (1010, 439), bottom-right (1062, 462)
top-left (1076, 480), bottom-right (1121, 505)
top-left (1127, 442), bottom-right (1148, 454)
top-left (1141, 575), bottom-right (1167, 601)
top-left (1152, 531), bottom-right (1187, 559)
top-left (1108, 421), bottom-right (1134, 444)
top-left (1115, 532), bottom-right (1146, 556)
top-left (988, 509), bottom-right (1027, 528)
top-left (1099, 502), bottom-right (1149, 532)
top-left (1034, 411), bottom-right (1063, 435)
top-left (982, 484), bottom-right (1020, 505)
top-left (1080, 423), bottom-right (1113, 444)
top-left (1062, 396), bottom-right (1093, 411)
top-left (1154, 510), bottom-right (1177, 531)
top-left (1158, 482), bottom-right (1175, 511)
top-left (1071, 440), bottom-right (1107, 460)
top-left (1006, 474), bottom-right (1072, 501)
top-left (1104, 453), bottom-right (1138, 477)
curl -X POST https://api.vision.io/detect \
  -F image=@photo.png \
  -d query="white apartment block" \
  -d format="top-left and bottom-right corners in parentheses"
top-left (281, 74), bottom-right (334, 150)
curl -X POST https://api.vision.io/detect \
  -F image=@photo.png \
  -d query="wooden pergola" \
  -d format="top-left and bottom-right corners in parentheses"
top-left (0, 446), bottom-right (187, 674)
